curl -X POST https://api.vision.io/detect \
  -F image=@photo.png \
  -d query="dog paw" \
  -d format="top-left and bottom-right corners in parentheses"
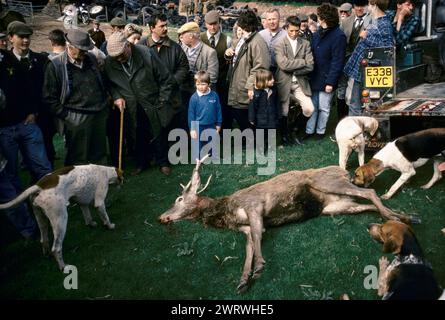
top-left (88, 221), bottom-right (98, 227)
top-left (420, 184), bottom-right (431, 190)
top-left (106, 223), bottom-right (115, 230)
top-left (441, 228), bottom-right (445, 236)
top-left (379, 256), bottom-right (389, 269)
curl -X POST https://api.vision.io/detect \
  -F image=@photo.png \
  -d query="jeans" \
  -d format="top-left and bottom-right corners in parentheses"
top-left (346, 77), bottom-right (363, 116)
top-left (306, 91), bottom-right (334, 135)
top-left (0, 122), bottom-right (52, 189)
top-left (0, 170), bottom-right (37, 238)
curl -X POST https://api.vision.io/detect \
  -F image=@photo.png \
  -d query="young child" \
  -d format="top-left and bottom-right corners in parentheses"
top-left (248, 70), bottom-right (279, 151)
top-left (188, 70), bottom-right (222, 161)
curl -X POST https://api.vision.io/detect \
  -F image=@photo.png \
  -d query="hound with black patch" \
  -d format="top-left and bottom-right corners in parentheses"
top-left (368, 220), bottom-right (443, 300)
top-left (352, 128), bottom-right (445, 199)
top-left (335, 116), bottom-right (379, 169)
top-left (0, 164), bottom-right (123, 270)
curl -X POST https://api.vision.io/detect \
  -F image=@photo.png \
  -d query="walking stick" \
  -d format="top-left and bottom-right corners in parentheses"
top-left (118, 104), bottom-right (124, 173)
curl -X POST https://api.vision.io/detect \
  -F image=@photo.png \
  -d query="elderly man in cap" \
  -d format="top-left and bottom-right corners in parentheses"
top-left (200, 10), bottom-right (232, 130)
top-left (297, 13), bottom-right (313, 42)
top-left (43, 29), bottom-right (109, 166)
top-left (339, 2), bottom-right (353, 19)
top-left (0, 21), bottom-right (52, 210)
top-left (100, 17), bottom-right (126, 55)
top-left (88, 19), bottom-right (106, 49)
top-left (103, 32), bottom-right (174, 176)
top-left (178, 21), bottom-right (218, 130)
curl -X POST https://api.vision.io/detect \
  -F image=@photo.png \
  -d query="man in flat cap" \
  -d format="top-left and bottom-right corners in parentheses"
top-left (103, 32), bottom-right (174, 176)
top-left (178, 21), bottom-right (218, 131)
top-left (201, 10), bottom-right (232, 130)
top-left (88, 19), bottom-right (106, 49)
top-left (100, 17), bottom-right (126, 55)
top-left (43, 29), bottom-right (109, 166)
top-left (339, 3), bottom-right (353, 19)
top-left (0, 22), bottom-right (52, 235)
top-left (297, 13), bottom-right (313, 43)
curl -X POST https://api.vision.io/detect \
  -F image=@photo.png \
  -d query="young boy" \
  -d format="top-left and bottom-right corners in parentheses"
top-left (188, 70), bottom-right (222, 161)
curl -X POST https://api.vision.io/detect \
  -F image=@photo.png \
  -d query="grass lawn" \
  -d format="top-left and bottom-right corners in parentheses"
top-left (0, 114), bottom-right (444, 300)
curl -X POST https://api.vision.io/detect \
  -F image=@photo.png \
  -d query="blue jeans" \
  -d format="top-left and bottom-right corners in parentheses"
top-left (0, 170), bottom-right (37, 238)
top-left (306, 91), bottom-right (334, 135)
top-left (346, 77), bottom-right (363, 116)
top-left (191, 124), bottom-right (218, 162)
top-left (0, 122), bottom-right (52, 189)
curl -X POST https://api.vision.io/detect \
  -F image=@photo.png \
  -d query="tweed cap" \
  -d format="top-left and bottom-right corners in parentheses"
top-left (0, 32), bottom-right (6, 40)
top-left (177, 22), bottom-right (200, 35)
top-left (339, 2), bottom-right (353, 12)
top-left (107, 32), bottom-right (128, 57)
top-left (297, 13), bottom-right (308, 22)
top-left (205, 10), bottom-right (220, 24)
top-left (124, 23), bottom-right (143, 38)
top-left (7, 21), bottom-right (33, 36)
top-left (65, 29), bottom-right (94, 51)
top-left (110, 17), bottom-right (126, 27)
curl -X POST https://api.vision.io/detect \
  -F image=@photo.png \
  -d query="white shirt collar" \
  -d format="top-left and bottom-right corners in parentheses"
top-left (206, 30), bottom-right (221, 44)
top-left (12, 50), bottom-right (29, 61)
top-left (197, 88), bottom-right (211, 97)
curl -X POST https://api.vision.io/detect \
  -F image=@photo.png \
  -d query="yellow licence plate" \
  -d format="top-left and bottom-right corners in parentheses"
top-left (365, 67), bottom-right (393, 88)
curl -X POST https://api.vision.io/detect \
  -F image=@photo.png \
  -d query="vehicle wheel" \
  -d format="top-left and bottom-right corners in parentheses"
top-left (112, 9), bottom-right (125, 19)
top-left (81, 13), bottom-right (90, 25)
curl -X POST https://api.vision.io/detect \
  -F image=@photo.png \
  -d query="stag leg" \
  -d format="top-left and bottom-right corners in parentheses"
top-left (322, 199), bottom-right (377, 216)
top-left (237, 226), bottom-right (254, 293)
top-left (312, 178), bottom-right (411, 223)
top-left (247, 209), bottom-right (265, 279)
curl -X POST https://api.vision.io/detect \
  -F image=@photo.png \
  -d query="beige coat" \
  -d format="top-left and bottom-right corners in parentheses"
top-left (227, 32), bottom-right (270, 108)
top-left (274, 36), bottom-right (313, 105)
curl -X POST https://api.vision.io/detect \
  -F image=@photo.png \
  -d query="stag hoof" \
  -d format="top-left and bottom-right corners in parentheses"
top-left (236, 280), bottom-right (249, 294)
top-left (381, 193), bottom-right (391, 200)
top-left (252, 266), bottom-right (264, 279)
top-left (87, 221), bottom-right (97, 228)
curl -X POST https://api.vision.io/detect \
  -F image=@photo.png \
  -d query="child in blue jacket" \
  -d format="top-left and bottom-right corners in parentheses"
top-left (248, 70), bottom-right (279, 152)
top-left (188, 70), bottom-right (222, 161)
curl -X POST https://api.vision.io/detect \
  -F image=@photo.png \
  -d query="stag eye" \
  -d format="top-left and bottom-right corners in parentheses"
top-left (176, 196), bottom-right (183, 203)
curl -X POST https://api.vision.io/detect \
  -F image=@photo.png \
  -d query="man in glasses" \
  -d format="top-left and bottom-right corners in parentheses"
top-left (43, 29), bottom-right (109, 166)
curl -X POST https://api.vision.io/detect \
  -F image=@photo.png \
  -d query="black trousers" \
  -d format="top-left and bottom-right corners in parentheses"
top-left (230, 107), bottom-right (251, 131)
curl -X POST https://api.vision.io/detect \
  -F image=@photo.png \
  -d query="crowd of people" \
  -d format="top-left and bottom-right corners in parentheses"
top-left (0, 0), bottom-right (420, 239)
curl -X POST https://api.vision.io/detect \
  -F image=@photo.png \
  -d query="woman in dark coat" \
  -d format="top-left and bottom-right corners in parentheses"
top-left (305, 3), bottom-right (347, 138)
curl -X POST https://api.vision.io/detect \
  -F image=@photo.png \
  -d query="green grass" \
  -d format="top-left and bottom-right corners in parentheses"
top-left (0, 115), bottom-right (444, 300)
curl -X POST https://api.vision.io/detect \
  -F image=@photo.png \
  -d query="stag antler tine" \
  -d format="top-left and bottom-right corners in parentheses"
top-left (197, 174), bottom-right (212, 194)
top-left (195, 154), bottom-right (210, 169)
top-left (181, 181), bottom-right (192, 191)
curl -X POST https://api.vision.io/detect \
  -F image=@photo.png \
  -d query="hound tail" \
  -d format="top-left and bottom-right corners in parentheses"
top-left (0, 185), bottom-right (41, 210)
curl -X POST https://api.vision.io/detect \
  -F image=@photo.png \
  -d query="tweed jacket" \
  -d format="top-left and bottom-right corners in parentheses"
top-left (274, 36), bottom-right (314, 103)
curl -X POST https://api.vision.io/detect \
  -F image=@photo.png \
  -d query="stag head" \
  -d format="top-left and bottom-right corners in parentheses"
top-left (159, 155), bottom-right (212, 224)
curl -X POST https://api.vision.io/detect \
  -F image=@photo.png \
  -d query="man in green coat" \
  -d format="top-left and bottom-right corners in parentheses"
top-left (104, 32), bottom-right (174, 176)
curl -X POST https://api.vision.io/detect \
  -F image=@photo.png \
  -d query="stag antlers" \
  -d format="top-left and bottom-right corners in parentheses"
top-left (179, 154), bottom-right (213, 195)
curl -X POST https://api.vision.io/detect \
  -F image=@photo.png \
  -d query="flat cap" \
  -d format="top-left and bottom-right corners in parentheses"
top-left (110, 17), bottom-right (126, 27)
top-left (177, 22), bottom-right (200, 35)
top-left (297, 13), bottom-right (308, 22)
top-left (124, 23), bottom-right (143, 38)
top-left (107, 32), bottom-right (128, 57)
top-left (205, 10), bottom-right (219, 24)
top-left (65, 29), bottom-right (94, 51)
top-left (339, 3), bottom-right (353, 12)
top-left (0, 32), bottom-right (6, 40)
top-left (7, 21), bottom-right (33, 36)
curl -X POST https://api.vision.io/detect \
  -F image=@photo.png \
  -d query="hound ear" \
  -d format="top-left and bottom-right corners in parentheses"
top-left (383, 234), bottom-right (402, 254)
top-left (369, 119), bottom-right (379, 136)
top-left (362, 166), bottom-right (376, 186)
